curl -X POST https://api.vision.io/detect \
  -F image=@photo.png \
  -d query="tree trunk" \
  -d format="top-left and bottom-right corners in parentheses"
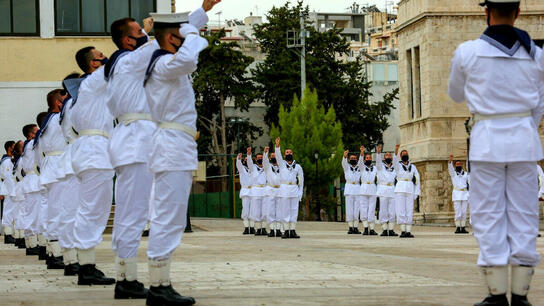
top-left (220, 94), bottom-right (228, 191)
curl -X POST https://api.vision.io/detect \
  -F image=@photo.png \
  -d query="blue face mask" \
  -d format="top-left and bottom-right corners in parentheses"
top-left (129, 35), bottom-right (149, 50)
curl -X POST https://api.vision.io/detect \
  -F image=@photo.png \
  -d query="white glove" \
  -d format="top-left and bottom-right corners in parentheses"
top-left (179, 24), bottom-right (199, 38)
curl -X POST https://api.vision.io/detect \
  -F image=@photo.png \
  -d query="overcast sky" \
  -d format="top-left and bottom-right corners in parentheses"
top-left (176, 0), bottom-right (399, 22)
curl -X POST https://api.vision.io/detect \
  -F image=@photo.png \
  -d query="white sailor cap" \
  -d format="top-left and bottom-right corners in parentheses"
top-left (149, 12), bottom-right (190, 28)
top-left (479, 0), bottom-right (520, 6)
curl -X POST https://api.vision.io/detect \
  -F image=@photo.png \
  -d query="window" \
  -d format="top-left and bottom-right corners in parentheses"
top-left (407, 49), bottom-right (414, 119)
top-left (414, 46), bottom-right (422, 118)
top-left (0, 0), bottom-right (39, 36)
top-left (55, 0), bottom-right (156, 35)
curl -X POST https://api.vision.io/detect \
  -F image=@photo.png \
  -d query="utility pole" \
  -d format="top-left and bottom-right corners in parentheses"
top-left (299, 11), bottom-right (306, 99)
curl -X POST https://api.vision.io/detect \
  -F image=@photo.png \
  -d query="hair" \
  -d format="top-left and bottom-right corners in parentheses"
top-left (349, 154), bottom-right (357, 159)
top-left (4, 141), bottom-right (15, 153)
top-left (455, 160), bottom-right (462, 165)
top-left (110, 18), bottom-right (136, 49)
top-left (47, 89), bottom-right (64, 112)
top-left (36, 112), bottom-right (49, 128)
top-left (14, 140), bottom-right (23, 154)
top-left (488, 2), bottom-right (520, 19)
top-left (154, 27), bottom-right (181, 48)
top-left (364, 154), bottom-right (372, 159)
top-left (22, 124), bottom-right (37, 138)
top-left (400, 150), bottom-right (408, 155)
top-left (75, 46), bottom-right (95, 73)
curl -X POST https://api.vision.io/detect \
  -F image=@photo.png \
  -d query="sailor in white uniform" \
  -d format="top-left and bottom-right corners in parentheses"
top-left (341, 150), bottom-right (361, 234)
top-left (376, 145), bottom-right (398, 237)
top-left (263, 146), bottom-right (282, 237)
top-left (247, 147), bottom-right (268, 236)
top-left (142, 6), bottom-right (218, 304)
top-left (274, 137), bottom-right (304, 239)
top-left (448, 155), bottom-right (470, 234)
top-left (1, 141), bottom-right (16, 244)
top-left (11, 141), bottom-right (25, 249)
top-left (449, 1), bottom-right (543, 304)
top-left (358, 146), bottom-right (378, 236)
top-left (236, 154), bottom-right (253, 234)
top-left (537, 164), bottom-right (544, 200)
top-left (393, 145), bottom-right (420, 238)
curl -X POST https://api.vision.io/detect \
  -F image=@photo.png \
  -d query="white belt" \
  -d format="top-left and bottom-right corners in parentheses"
top-left (253, 184), bottom-right (266, 188)
top-left (282, 182), bottom-right (296, 185)
top-left (380, 183), bottom-right (394, 186)
top-left (25, 170), bottom-right (37, 175)
top-left (362, 181), bottom-right (374, 185)
top-left (267, 184), bottom-right (280, 188)
top-left (43, 151), bottom-right (63, 157)
top-left (455, 188), bottom-right (468, 191)
top-left (157, 122), bottom-right (199, 140)
top-left (79, 129), bottom-right (110, 139)
top-left (472, 111), bottom-right (531, 124)
top-left (116, 113), bottom-right (153, 126)
top-left (347, 182), bottom-right (359, 185)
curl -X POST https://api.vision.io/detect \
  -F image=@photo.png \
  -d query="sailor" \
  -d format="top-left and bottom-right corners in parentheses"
top-left (358, 146), bottom-right (378, 235)
top-left (448, 1), bottom-right (543, 304)
top-left (274, 137), bottom-right (304, 239)
top-left (236, 154), bottom-right (253, 234)
top-left (263, 146), bottom-right (283, 237)
top-left (1, 141), bottom-right (16, 244)
top-left (376, 145), bottom-right (398, 237)
top-left (142, 5), bottom-right (218, 304)
top-left (246, 147), bottom-right (268, 236)
top-left (11, 140), bottom-right (25, 249)
top-left (448, 155), bottom-right (470, 234)
top-left (341, 149), bottom-right (361, 234)
top-left (393, 145), bottom-right (420, 238)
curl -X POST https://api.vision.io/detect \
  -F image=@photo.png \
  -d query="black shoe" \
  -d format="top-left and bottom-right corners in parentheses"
top-left (362, 228), bottom-right (369, 235)
top-left (380, 230), bottom-right (389, 237)
top-left (538, 233), bottom-right (541, 237)
top-left (64, 263), bottom-right (80, 276)
top-left (369, 229), bottom-right (378, 236)
top-left (461, 227), bottom-right (470, 234)
top-left (474, 294), bottom-right (509, 306)
top-left (47, 256), bottom-right (65, 269)
top-left (78, 264), bottom-right (116, 285)
top-left (405, 232), bottom-right (415, 238)
top-left (455, 227), bottom-right (461, 234)
top-left (275, 229), bottom-right (282, 237)
top-left (388, 230), bottom-right (399, 237)
top-left (400, 231), bottom-right (406, 238)
top-left (38, 246), bottom-right (47, 260)
top-left (254, 228), bottom-right (262, 236)
top-left (243, 227), bottom-right (249, 235)
top-left (142, 230), bottom-right (150, 237)
top-left (249, 227), bottom-right (255, 234)
top-left (347, 227), bottom-right (354, 234)
top-left (353, 227), bottom-right (361, 234)
top-left (115, 279), bottom-right (149, 299)
top-left (146, 284), bottom-right (195, 306)
top-left (282, 230), bottom-right (291, 239)
top-left (261, 228), bottom-right (268, 236)
top-left (511, 294), bottom-right (532, 306)
top-left (4, 235), bottom-right (15, 244)
top-left (16, 238), bottom-right (26, 248)
top-left (26, 246), bottom-right (40, 256)
top-left (268, 230), bottom-right (275, 237)
top-left (290, 230), bottom-right (300, 239)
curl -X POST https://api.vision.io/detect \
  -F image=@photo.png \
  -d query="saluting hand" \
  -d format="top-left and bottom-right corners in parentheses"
top-left (343, 150), bottom-right (349, 158)
top-left (237, 153), bottom-right (242, 160)
top-left (395, 144), bottom-right (400, 155)
top-left (275, 137), bottom-right (280, 148)
top-left (202, 0), bottom-right (221, 12)
top-left (377, 145), bottom-right (382, 154)
top-left (449, 155), bottom-right (453, 163)
top-left (143, 17), bottom-right (153, 33)
top-left (360, 146), bottom-right (365, 155)
top-left (264, 147), bottom-right (269, 154)
top-left (247, 147), bottom-right (252, 155)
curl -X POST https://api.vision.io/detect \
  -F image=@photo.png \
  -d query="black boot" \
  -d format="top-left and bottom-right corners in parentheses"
top-left (388, 230), bottom-right (399, 237)
top-left (275, 229), bottom-right (282, 237)
top-left (511, 294), bottom-right (532, 306)
top-left (146, 284), bottom-right (195, 306)
top-left (64, 263), bottom-right (80, 276)
top-left (16, 238), bottom-right (25, 248)
top-left (353, 227), bottom-right (361, 234)
top-left (261, 228), bottom-right (268, 236)
top-left (362, 227), bottom-right (369, 235)
top-left (243, 227), bottom-right (250, 235)
top-left (47, 256), bottom-right (65, 269)
top-left (26, 246), bottom-right (40, 256)
top-left (380, 230), bottom-right (389, 237)
top-left (400, 231), bottom-right (406, 238)
top-left (78, 264), bottom-right (116, 285)
top-left (142, 230), bottom-right (150, 237)
top-left (4, 235), bottom-right (15, 244)
top-left (474, 294), bottom-right (509, 306)
top-left (369, 229), bottom-right (378, 236)
top-left (38, 246), bottom-right (47, 260)
top-left (347, 227), bottom-right (354, 234)
top-left (114, 279), bottom-right (149, 299)
top-left (290, 230), bottom-right (300, 239)
top-left (249, 227), bottom-right (255, 234)
top-left (254, 228), bottom-right (262, 236)
top-left (268, 230), bottom-right (275, 237)
top-left (405, 232), bottom-right (415, 238)
top-left (461, 227), bottom-right (470, 234)
top-left (455, 227), bottom-right (461, 234)
top-left (281, 230), bottom-right (291, 239)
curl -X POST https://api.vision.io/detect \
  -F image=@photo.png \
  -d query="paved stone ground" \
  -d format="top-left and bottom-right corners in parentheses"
top-left (1, 219), bottom-right (543, 306)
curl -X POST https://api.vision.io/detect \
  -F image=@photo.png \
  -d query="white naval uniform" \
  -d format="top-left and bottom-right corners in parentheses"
top-left (358, 157), bottom-right (377, 228)
top-left (376, 153), bottom-right (396, 228)
top-left (20, 139), bottom-right (43, 241)
top-left (341, 157), bottom-right (361, 227)
top-left (263, 152), bottom-right (281, 231)
top-left (70, 68), bottom-right (116, 257)
top-left (12, 157), bottom-right (25, 237)
top-left (236, 158), bottom-right (252, 227)
top-left (0, 156), bottom-right (16, 235)
top-left (247, 154), bottom-right (267, 228)
top-left (449, 31), bottom-right (543, 267)
top-left (393, 154), bottom-right (420, 228)
top-left (143, 22), bottom-right (208, 261)
top-left (448, 162), bottom-right (469, 226)
top-left (537, 165), bottom-right (544, 199)
top-left (275, 146), bottom-right (304, 230)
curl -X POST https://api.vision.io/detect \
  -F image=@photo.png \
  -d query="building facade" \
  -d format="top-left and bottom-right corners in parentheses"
top-left (396, 0), bottom-right (544, 223)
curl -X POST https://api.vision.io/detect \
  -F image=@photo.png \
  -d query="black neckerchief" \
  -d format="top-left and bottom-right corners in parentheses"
top-left (364, 165), bottom-right (374, 172)
top-left (68, 74), bottom-right (90, 109)
top-left (12, 154), bottom-right (21, 174)
top-left (481, 25), bottom-right (536, 59)
top-left (256, 165), bottom-right (264, 173)
top-left (34, 112), bottom-right (58, 149)
top-left (104, 49), bottom-right (130, 81)
top-left (383, 162), bottom-right (394, 172)
top-left (456, 170), bottom-right (465, 176)
top-left (144, 49), bottom-right (172, 86)
top-left (272, 165), bottom-right (279, 174)
top-left (400, 161), bottom-right (412, 172)
top-left (286, 160), bottom-right (297, 170)
top-left (350, 165), bottom-right (359, 172)
top-left (1, 154), bottom-right (10, 164)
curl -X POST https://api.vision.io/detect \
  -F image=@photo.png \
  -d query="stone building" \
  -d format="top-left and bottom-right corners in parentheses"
top-left (396, 0), bottom-right (544, 223)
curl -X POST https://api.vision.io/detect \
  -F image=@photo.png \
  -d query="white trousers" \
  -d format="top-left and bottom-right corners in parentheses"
top-left (378, 197), bottom-right (396, 224)
top-left (470, 162), bottom-right (541, 267)
top-left (264, 196), bottom-right (280, 224)
top-left (57, 175), bottom-right (80, 249)
top-left (360, 195), bottom-right (377, 222)
top-left (345, 195), bottom-right (360, 222)
top-left (147, 171), bottom-right (192, 261)
top-left (395, 192), bottom-right (414, 225)
top-left (37, 191), bottom-right (48, 237)
top-left (73, 169), bottom-right (114, 250)
top-left (1, 197), bottom-right (16, 227)
top-left (46, 177), bottom-right (76, 240)
top-left (453, 200), bottom-right (468, 222)
top-left (23, 192), bottom-right (42, 236)
top-left (250, 196), bottom-right (264, 222)
top-left (280, 197), bottom-right (299, 223)
top-left (241, 196), bottom-right (251, 221)
top-left (112, 163), bottom-right (153, 259)
top-left (14, 199), bottom-right (26, 230)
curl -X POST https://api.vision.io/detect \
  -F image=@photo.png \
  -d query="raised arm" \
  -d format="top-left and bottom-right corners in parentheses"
top-left (357, 146), bottom-right (364, 169)
top-left (376, 145), bottom-right (383, 171)
top-left (447, 155), bottom-right (455, 179)
top-left (246, 147), bottom-right (254, 174)
top-left (274, 137), bottom-right (285, 170)
top-left (263, 147), bottom-right (273, 177)
top-left (393, 144), bottom-right (400, 174)
top-left (341, 150), bottom-right (349, 172)
top-left (235, 153), bottom-right (246, 175)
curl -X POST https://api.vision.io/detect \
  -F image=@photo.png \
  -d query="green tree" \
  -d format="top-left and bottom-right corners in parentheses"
top-left (270, 88), bottom-right (344, 220)
top-left (253, 1), bottom-right (395, 149)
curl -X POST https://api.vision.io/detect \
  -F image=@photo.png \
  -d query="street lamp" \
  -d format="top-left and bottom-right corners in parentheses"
top-left (229, 117), bottom-right (246, 153)
top-left (314, 151), bottom-right (320, 221)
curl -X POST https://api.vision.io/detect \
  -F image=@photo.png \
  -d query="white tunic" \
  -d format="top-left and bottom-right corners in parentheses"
top-left (19, 140), bottom-right (42, 193)
top-left (13, 157), bottom-right (25, 201)
top-left (106, 8), bottom-right (208, 169)
top-left (274, 146), bottom-right (304, 199)
top-left (341, 157), bottom-right (361, 196)
top-left (71, 67), bottom-right (114, 174)
top-left (143, 25), bottom-right (208, 173)
top-left (263, 152), bottom-right (281, 197)
top-left (358, 156), bottom-right (377, 196)
top-left (0, 157), bottom-right (15, 197)
top-left (36, 114), bottom-right (66, 186)
top-left (236, 158), bottom-right (251, 198)
top-left (247, 154), bottom-right (267, 197)
top-left (393, 154), bottom-right (420, 196)
top-left (449, 38), bottom-right (544, 163)
top-left (448, 162), bottom-right (469, 202)
top-left (57, 98), bottom-right (77, 179)
top-left (376, 153), bottom-right (396, 198)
